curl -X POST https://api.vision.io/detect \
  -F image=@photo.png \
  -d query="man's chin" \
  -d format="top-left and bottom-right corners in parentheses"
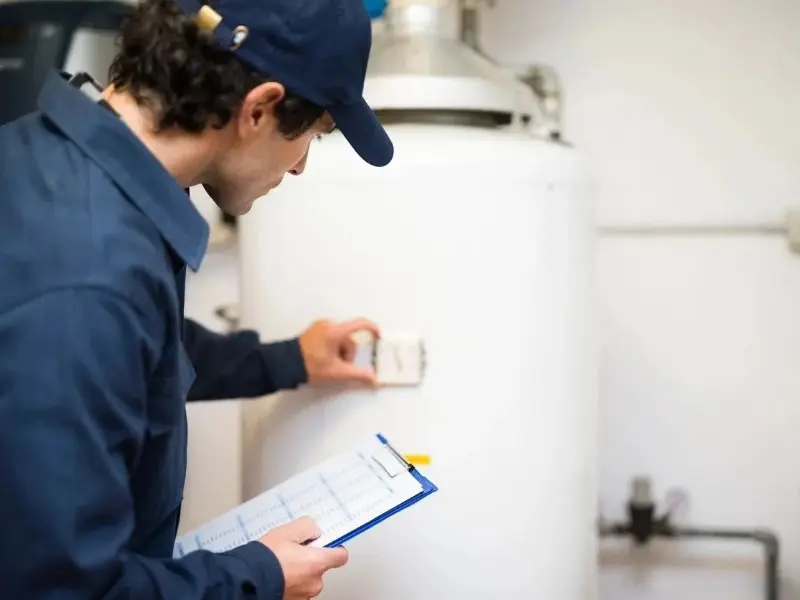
top-left (236, 202), bottom-right (254, 216)
top-left (202, 183), bottom-right (275, 217)
top-left (229, 194), bottom-right (262, 216)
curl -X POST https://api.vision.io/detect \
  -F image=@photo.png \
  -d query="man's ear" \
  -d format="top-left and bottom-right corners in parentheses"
top-left (238, 81), bottom-right (285, 133)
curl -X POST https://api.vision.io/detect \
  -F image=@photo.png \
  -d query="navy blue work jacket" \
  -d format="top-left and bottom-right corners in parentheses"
top-left (0, 70), bottom-right (308, 599)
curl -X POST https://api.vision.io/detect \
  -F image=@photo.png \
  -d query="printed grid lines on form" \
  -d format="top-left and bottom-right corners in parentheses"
top-left (176, 449), bottom-right (406, 556)
top-left (241, 454), bottom-right (399, 541)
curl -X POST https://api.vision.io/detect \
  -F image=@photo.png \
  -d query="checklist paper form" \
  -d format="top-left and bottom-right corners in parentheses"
top-left (173, 435), bottom-right (429, 557)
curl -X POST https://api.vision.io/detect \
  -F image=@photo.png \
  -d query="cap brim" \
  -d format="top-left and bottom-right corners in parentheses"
top-left (328, 97), bottom-right (394, 167)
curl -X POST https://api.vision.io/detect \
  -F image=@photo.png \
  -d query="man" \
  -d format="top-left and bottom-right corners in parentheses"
top-left (0, 0), bottom-right (393, 597)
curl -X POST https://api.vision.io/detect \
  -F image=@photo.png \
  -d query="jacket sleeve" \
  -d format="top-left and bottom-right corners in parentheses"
top-left (183, 318), bottom-right (308, 401)
top-left (0, 287), bottom-right (284, 600)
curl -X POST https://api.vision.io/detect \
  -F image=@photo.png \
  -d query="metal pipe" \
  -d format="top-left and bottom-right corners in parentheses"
top-left (384, 0), bottom-right (445, 37)
top-left (599, 477), bottom-right (780, 599)
top-left (669, 527), bottom-right (780, 600)
top-left (600, 523), bottom-right (779, 600)
top-left (597, 223), bottom-right (786, 237)
top-left (458, 0), bottom-right (496, 55)
top-left (597, 209), bottom-right (800, 256)
top-left (459, 0), bottom-right (482, 54)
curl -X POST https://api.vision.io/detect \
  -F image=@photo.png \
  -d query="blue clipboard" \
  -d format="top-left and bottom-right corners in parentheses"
top-left (323, 433), bottom-right (438, 548)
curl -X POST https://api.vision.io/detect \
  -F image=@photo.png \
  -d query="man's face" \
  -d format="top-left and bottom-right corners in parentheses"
top-left (201, 82), bottom-right (334, 216)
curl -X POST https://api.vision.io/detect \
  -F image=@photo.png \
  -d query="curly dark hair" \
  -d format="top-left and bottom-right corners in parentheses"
top-left (107, 0), bottom-right (325, 137)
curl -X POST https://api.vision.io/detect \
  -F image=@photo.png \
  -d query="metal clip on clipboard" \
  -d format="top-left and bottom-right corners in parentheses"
top-left (371, 438), bottom-right (414, 478)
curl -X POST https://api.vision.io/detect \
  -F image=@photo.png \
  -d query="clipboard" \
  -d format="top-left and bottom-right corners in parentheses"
top-left (173, 432), bottom-right (438, 557)
top-left (322, 433), bottom-right (438, 548)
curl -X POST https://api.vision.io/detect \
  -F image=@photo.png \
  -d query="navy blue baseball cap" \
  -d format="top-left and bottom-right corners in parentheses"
top-left (172, 0), bottom-right (393, 167)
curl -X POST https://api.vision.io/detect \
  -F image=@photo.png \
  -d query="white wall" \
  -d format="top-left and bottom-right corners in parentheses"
top-left (479, 1), bottom-right (800, 599)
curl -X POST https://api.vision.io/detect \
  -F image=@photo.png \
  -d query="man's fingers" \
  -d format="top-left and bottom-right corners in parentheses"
top-left (283, 516), bottom-right (321, 544)
top-left (333, 361), bottom-right (377, 386)
top-left (339, 337), bottom-right (357, 362)
top-left (334, 317), bottom-right (380, 340)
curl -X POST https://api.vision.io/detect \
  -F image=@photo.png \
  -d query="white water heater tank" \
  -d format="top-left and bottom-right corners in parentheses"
top-left (238, 2), bottom-right (598, 598)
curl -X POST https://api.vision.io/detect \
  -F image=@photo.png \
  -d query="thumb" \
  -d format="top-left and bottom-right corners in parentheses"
top-left (331, 359), bottom-right (378, 386)
top-left (282, 516), bottom-right (322, 544)
top-left (315, 546), bottom-right (350, 570)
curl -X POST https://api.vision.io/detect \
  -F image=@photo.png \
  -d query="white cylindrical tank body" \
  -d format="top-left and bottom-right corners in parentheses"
top-left (238, 123), bottom-right (598, 599)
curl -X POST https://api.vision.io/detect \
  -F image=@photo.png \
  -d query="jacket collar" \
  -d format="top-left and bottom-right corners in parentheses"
top-left (37, 70), bottom-right (209, 271)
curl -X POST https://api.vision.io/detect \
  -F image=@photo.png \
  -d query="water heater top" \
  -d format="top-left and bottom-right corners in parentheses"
top-left (364, 1), bottom-right (538, 120)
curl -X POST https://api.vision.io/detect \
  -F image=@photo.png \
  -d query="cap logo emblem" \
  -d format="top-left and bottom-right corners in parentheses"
top-left (195, 5), bottom-right (222, 32)
top-left (230, 25), bottom-right (249, 50)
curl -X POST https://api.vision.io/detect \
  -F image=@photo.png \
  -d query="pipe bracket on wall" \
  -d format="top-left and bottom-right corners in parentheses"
top-left (517, 64), bottom-right (563, 140)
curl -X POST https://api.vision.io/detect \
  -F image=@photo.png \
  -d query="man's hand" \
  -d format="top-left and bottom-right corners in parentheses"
top-left (261, 517), bottom-right (349, 599)
top-left (298, 317), bottom-right (380, 386)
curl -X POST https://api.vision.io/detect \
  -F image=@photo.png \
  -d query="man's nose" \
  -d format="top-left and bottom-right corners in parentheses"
top-left (289, 150), bottom-right (309, 176)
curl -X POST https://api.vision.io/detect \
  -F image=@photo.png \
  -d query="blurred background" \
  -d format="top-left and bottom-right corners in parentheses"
top-left (2, 0), bottom-right (799, 599)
